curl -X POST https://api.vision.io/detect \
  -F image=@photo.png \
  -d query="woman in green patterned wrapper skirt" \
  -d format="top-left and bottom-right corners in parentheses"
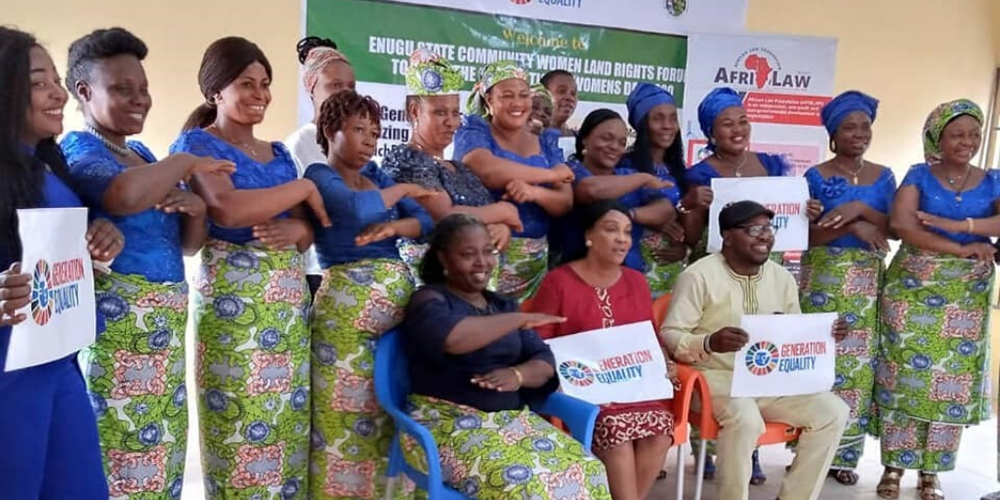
top-left (453, 60), bottom-right (575, 302)
top-left (400, 214), bottom-right (611, 500)
top-left (171, 36), bottom-right (333, 500)
top-left (874, 99), bottom-right (1000, 500)
top-left (62, 27), bottom-right (237, 500)
top-left (383, 49), bottom-right (522, 289)
top-left (304, 90), bottom-right (436, 500)
top-left (800, 90), bottom-right (896, 486)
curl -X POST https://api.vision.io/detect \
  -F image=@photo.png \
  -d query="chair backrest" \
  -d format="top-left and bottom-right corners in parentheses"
top-left (520, 297), bottom-right (535, 312)
top-left (652, 293), bottom-right (672, 330)
top-left (374, 329), bottom-right (410, 420)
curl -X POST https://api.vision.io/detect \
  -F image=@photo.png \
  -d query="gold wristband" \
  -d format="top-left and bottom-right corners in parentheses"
top-left (967, 217), bottom-right (975, 234)
top-left (509, 367), bottom-right (523, 390)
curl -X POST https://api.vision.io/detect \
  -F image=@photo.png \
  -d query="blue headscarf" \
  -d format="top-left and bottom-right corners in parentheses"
top-left (697, 87), bottom-right (744, 142)
top-left (820, 90), bottom-right (878, 136)
top-left (626, 82), bottom-right (675, 130)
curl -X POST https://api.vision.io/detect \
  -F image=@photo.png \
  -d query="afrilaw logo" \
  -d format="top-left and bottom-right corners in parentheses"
top-left (30, 258), bottom-right (86, 326)
top-left (557, 349), bottom-right (655, 387)
top-left (713, 48), bottom-right (813, 91)
top-left (509, 0), bottom-right (583, 8)
top-left (744, 340), bottom-right (827, 375)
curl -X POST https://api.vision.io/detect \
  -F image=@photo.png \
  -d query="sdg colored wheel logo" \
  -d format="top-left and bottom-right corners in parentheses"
top-left (558, 361), bottom-right (595, 387)
top-left (744, 341), bottom-right (779, 375)
top-left (31, 260), bottom-right (53, 326)
top-left (510, 0), bottom-right (531, 4)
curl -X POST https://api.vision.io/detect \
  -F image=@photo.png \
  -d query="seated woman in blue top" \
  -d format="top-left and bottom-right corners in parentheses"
top-left (169, 37), bottom-right (330, 500)
top-left (401, 214), bottom-right (611, 499)
top-left (0, 27), bottom-right (124, 500)
top-left (686, 87), bottom-right (823, 266)
top-left (304, 90), bottom-right (435, 500)
top-left (453, 60), bottom-right (574, 302)
top-left (800, 91), bottom-right (897, 488)
top-left (383, 49), bottom-right (522, 284)
top-left (61, 28), bottom-right (236, 498)
top-left (619, 83), bottom-right (708, 297)
top-left (561, 109), bottom-right (677, 291)
top-left (875, 99), bottom-right (1000, 500)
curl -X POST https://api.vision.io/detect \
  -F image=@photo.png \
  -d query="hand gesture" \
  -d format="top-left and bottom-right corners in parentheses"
top-left (86, 219), bottom-right (124, 261)
top-left (487, 223), bottom-right (512, 252)
top-left (639, 173), bottom-right (674, 190)
top-left (850, 220), bottom-right (889, 253)
top-left (0, 263), bottom-right (30, 327)
top-left (659, 219), bottom-right (686, 242)
top-left (832, 316), bottom-right (849, 342)
top-left (816, 201), bottom-right (864, 229)
top-left (504, 180), bottom-right (540, 204)
top-left (805, 199), bottom-right (824, 222)
top-left (915, 211), bottom-right (963, 234)
top-left (496, 201), bottom-right (524, 233)
top-left (665, 359), bottom-right (681, 390)
top-left (471, 367), bottom-right (521, 392)
top-left (155, 189), bottom-right (207, 217)
top-left (302, 180), bottom-right (333, 228)
top-left (960, 242), bottom-right (996, 262)
top-left (253, 218), bottom-right (308, 250)
top-left (186, 156), bottom-right (235, 179)
top-left (404, 184), bottom-right (442, 200)
top-left (518, 312), bottom-right (566, 329)
top-left (683, 186), bottom-right (714, 210)
top-left (708, 326), bottom-right (749, 353)
top-left (355, 222), bottom-right (398, 247)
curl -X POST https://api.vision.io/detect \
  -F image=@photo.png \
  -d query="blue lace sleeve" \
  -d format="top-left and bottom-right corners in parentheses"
top-left (540, 129), bottom-right (565, 167)
top-left (169, 129), bottom-right (231, 161)
top-left (759, 153), bottom-right (793, 177)
top-left (568, 159), bottom-right (591, 187)
top-left (61, 134), bottom-right (124, 209)
top-left (686, 161), bottom-right (717, 187)
top-left (987, 169), bottom-right (1000, 199)
top-left (899, 163), bottom-right (928, 189)
top-left (369, 163), bottom-right (435, 236)
top-left (803, 167), bottom-right (823, 199)
top-left (306, 163), bottom-right (385, 226)
top-left (452, 115), bottom-right (494, 162)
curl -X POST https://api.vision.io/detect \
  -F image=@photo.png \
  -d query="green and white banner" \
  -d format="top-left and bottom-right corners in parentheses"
top-left (301, 0), bottom-right (688, 158)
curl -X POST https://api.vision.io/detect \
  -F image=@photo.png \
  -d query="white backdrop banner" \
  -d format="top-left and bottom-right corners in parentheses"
top-left (546, 321), bottom-right (674, 405)
top-left (707, 176), bottom-right (810, 253)
top-left (731, 313), bottom-right (837, 398)
top-left (6, 208), bottom-right (96, 372)
top-left (682, 32), bottom-right (837, 175)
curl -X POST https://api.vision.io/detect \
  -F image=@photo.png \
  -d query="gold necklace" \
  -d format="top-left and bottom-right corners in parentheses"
top-left (209, 124), bottom-right (258, 158)
top-left (412, 142), bottom-right (446, 164)
top-left (948, 165), bottom-right (973, 203)
top-left (718, 151), bottom-right (749, 177)
top-left (837, 158), bottom-right (866, 185)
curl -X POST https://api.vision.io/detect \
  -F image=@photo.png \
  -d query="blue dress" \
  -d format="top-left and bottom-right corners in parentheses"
top-left (452, 115), bottom-right (565, 240)
top-left (686, 152), bottom-right (791, 187)
top-left (169, 128), bottom-right (297, 244)
top-left (805, 167), bottom-right (897, 249)
top-left (899, 163), bottom-right (1000, 245)
top-left (62, 132), bottom-right (184, 283)
top-left (0, 169), bottom-right (108, 500)
top-left (304, 162), bottom-right (434, 268)
top-left (559, 159), bottom-right (673, 272)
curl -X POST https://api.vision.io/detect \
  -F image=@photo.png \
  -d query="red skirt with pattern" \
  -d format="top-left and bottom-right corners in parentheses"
top-left (592, 401), bottom-right (674, 451)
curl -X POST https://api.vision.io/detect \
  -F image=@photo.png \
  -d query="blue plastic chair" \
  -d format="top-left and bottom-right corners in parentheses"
top-left (374, 328), bottom-right (600, 500)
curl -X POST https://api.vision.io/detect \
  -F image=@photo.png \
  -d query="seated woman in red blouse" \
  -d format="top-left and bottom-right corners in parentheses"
top-left (532, 200), bottom-right (678, 500)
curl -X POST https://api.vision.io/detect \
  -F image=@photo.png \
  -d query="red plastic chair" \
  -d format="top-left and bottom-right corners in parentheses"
top-left (678, 364), bottom-right (802, 500)
top-left (652, 293), bottom-right (672, 330)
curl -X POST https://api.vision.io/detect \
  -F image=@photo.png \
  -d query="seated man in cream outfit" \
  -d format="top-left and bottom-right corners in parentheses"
top-left (661, 200), bottom-right (849, 500)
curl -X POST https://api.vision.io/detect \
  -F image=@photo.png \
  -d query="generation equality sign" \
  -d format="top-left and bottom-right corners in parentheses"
top-left (731, 313), bottom-right (837, 398)
top-left (302, 0), bottom-right (688, 160)
top-left (5, 208), bottom-right (96, 372)
top-left (682, 32), bottom-right (837, 175)
top-left (706, 176), bottom-right (810, 253)
top-left (545, 321), bottom-right (673, 405)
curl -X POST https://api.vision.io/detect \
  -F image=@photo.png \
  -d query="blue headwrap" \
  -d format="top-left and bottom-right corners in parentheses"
top-left (820, 90), bottom-right (878, 136)
top-left (625, 82), bottom-right (675, 130)
top-left (697, 87), bottom-right (744, 142)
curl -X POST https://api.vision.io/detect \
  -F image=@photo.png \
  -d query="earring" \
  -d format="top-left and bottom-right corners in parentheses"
top-left (443, 269), bottom-right (449, 276)
top-left (585, 240), bottom-right (592, 247)
top-left (829, 138), bottom-right (837, 153)
top-left (581, 148), bottom-right (588, 156)
top-left (709, 137), bottom-right (716, 145)
top-left (414, 120), bottom-right (420, 129)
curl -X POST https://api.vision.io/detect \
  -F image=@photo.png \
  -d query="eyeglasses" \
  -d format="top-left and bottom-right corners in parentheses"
top-left (737, 224), bottom-right (774, 237)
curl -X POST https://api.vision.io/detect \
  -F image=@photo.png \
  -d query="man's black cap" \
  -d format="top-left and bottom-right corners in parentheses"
top-left (719, 200), bottom-right (775, 233)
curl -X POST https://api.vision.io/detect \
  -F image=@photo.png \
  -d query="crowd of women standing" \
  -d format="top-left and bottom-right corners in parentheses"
top-left (0, 22), bottom-right (998, 500)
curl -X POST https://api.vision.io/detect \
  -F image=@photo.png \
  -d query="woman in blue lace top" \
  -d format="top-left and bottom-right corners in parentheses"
top-left (383, 49), bottom-right (522, 283)
top-left (453, 60), bottom-right (574, 302)
top-left (169, 37), bottom-right (331, 500)
top-left (799, 91), bottom-right (896, 488)
top-left (60, 27), bottom-right (237, 500)
top-left (875, 99), bottom-right (1000, 500)
top-left (305, 90), bottom-right (434, 500)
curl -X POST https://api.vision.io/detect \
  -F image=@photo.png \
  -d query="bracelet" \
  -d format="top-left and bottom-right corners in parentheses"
top-left (628, 208), bottom-right (637, 220)
top-left (677, 202), bottom-right (690, 215)
top-left (703, 335), bottom-right (713, 354)
top-left (509, 367), bottom-right (523, 390)
top-left (967, 217), bottom-right (975, 234)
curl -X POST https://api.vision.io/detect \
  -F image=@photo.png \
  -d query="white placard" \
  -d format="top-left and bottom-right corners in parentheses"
top-left (730, 313), bottom-right (837, 398)
top-left (545, 321), bottom-right (673, 405)
top-left (707, 176), bottom-right (809, 253)
top-left (6, 208), bottom-right (96, 372)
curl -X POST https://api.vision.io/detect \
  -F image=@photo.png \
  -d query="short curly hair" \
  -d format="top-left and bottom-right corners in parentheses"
top-left (66, 27), bottom-right (148, 100)
top-left (315, 90), bottom-right (382, 156)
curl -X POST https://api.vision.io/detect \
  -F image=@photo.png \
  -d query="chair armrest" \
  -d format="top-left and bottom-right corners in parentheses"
top-left (530, 392), bottom-right (599, 449)
top-left (677, 364), bottom-right (717, 436)
top-left (670, 364), bottom-right (702, 445)
top-left (389, 410), bottom-right (445, 490)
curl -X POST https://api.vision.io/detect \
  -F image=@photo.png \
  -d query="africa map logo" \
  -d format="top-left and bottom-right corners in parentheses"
top-left (744, 341), bottom-right (779, 375)
top-left (558, 360), bottom-right (595, 387)
top-left (31, 260), bottom-right (53, 326)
